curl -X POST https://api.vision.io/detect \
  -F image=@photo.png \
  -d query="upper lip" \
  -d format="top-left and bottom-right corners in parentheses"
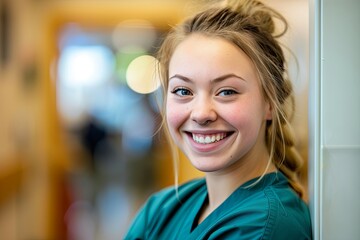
top-left (184, 130), bottom-right (234, 135)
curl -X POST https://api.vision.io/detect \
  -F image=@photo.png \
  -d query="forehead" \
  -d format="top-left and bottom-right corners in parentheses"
top-left (169, 34), bottom-right (258, 81)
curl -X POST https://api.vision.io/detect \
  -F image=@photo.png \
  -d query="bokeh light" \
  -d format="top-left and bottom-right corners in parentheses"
top-left (126, 55), bottom-right (160, 94)
top-left (58, 45), bottom-right (115, 88)
top-left (57, 45), bottom-right (116, 125)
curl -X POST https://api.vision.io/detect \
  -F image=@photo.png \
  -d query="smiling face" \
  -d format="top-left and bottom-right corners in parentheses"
top-left (166, 34), bottom-right (272, 174)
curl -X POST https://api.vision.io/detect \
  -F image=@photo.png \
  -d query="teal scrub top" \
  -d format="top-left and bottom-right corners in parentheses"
top-left (125, 172), bottom-right (312, 239)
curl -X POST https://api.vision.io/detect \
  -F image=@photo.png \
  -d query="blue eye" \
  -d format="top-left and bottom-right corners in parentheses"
top-left (218, 89), bottom-right (237, 96)
top-left (172, 88), bottom-right (192, 96)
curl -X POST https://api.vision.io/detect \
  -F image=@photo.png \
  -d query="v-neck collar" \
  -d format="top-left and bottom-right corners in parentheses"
top-left (188, 172), bottom-right (280, 237)
top-left (190, 188), bottom-right (209, 232)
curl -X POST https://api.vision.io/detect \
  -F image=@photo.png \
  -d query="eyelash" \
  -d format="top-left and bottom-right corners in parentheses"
top-left (217, 89), bottom-right (238, 96)
top-left (171, 87), bottom-right (192, 96)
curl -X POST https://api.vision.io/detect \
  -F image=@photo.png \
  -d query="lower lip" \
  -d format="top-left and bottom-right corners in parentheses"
top-left (186, 134), bottom-right (232, 153)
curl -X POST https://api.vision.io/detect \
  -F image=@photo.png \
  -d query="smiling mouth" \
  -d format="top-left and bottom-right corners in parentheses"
top-left (191, 132), bottom-right (231, 144)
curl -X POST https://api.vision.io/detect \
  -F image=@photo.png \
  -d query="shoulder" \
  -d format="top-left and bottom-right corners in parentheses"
top-left (261, 173), bottom-right (312, 239)
top-left (206, 173), bottom-right (312, 240)
top-left (124, 178), bottom-right (206, 239)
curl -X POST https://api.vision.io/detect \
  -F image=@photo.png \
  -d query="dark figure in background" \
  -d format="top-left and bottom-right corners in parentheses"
top-left (80, 116), bottom-right (107, 171)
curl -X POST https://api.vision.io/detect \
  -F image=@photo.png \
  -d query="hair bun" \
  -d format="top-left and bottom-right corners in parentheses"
top-left (225, 0), bottom-right (287, 37)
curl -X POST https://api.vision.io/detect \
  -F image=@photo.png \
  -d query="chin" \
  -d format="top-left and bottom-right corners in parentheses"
top-left (189, 158), bottom-right (230, 173)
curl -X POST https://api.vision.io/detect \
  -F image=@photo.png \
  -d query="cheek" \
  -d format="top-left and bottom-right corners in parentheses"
top-left (222, 101), bottom-right (251, 122)
top-left (165, 100), bottom-right (188, 132)
top-left (225, 110), bottom-right (252, 130)
top-left (222, 101), bottom-right (264, 130)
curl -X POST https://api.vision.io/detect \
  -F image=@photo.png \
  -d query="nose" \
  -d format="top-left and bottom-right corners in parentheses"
top-left (190, 96), bottom-right (217, 125)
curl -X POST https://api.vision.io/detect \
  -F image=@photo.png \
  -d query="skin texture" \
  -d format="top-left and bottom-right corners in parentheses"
top-left (166, 34), bottom-right (276, 219)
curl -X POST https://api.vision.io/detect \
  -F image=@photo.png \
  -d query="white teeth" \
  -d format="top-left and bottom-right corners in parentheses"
top-left (192, 133), bottom-right (227, 144)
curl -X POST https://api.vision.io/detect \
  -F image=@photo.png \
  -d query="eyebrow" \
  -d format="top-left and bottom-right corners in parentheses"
top-left (169, 73), bottom-right (246, 83)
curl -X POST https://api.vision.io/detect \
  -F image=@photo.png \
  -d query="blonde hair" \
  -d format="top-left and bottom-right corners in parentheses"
top-left (157, 0), bottom-right (304, 197)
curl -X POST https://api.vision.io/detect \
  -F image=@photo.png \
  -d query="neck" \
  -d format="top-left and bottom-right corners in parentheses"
top-left (204, 153), bottom-right (276, 213)
top-left (197, 159), bottom-right (276, 225)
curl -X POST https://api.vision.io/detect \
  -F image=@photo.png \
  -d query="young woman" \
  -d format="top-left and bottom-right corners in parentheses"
top-left (125, 0), bottom-right (312, 239)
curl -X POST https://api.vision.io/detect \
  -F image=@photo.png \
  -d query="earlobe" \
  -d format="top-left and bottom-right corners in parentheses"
top-left (265, 103), bottom-right (272, 120)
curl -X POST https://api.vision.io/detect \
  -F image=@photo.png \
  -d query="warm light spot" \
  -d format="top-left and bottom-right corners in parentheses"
top-left (126, 55), bottom-right (160, 94)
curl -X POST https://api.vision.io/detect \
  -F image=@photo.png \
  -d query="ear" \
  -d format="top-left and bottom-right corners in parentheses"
top-left (265, 102), bottom-right (272, 120)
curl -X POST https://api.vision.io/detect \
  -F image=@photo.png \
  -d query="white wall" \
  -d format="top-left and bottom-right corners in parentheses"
top-left (309, 0), bottom-right (360, 239)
